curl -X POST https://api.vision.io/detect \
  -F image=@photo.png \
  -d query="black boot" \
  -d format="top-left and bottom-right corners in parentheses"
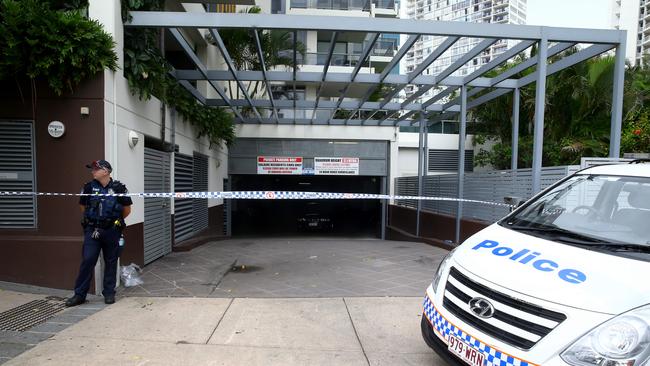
top-left (65, 295), bottom-right (85, 307)
top-left (104, 295), bottom-right (115, 304)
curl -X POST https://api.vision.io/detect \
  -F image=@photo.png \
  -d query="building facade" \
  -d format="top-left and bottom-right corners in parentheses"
top-left (0, 0), bottom-right (474, 291)
top-left (400, 0), bottom-right (526, 102)
top-left (610, 0), bottom-right (645, 64)
top-left (0, 1), bottom-right (232, 291)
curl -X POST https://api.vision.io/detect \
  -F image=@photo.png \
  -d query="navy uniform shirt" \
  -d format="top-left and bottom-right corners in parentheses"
top-left (79, 179), bottom-right (133, 208)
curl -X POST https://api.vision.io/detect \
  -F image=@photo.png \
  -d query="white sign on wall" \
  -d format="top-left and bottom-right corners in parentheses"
top-left (257, 156), bottom-right (303, 175)
top-left (47, 121), bottom-right (65, 138)
top-left (314, 157), bottom-right (359, 175)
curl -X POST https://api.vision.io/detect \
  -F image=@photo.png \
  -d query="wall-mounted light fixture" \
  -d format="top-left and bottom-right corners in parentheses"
top-left (128, 131), bottom-right (139, 148)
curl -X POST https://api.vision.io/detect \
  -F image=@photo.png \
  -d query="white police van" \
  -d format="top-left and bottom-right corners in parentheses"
top-left (421, 160), bottom-right (650, 366)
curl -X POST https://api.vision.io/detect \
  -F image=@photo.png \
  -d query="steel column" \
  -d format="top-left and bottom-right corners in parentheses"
top-left (609, 38), bottom-right (626, 158)
top-left (511, 87), bottom-right (520, 171)
top-left (455, 85), bottom-right (467, 245)
top-left (416, 112), bottom-right (424, 237)
top-left (532, 37), bottom-right (548, 194)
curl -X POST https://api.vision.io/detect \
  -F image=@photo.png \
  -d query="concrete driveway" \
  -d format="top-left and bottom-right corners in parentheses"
top-left (119, 237), bottom-right (448, 298)
top-left (3, 238), bottom-right (451, 365)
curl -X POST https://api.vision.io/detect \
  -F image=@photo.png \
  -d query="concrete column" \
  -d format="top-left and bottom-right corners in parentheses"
top-left (455, 85), bottom-right (467, 245)
top-left (532, 37), bottom-right (548, 194)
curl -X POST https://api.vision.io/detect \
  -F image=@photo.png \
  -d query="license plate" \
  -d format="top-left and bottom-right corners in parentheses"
top-left (447, 334), bottom-right (485, 366)
top-left (308, 222), bottom-right (318, 227)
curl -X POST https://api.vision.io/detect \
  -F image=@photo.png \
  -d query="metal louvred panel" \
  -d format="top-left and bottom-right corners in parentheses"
top-left (0, 121), bottom-right (36, 228)
top-left (192, 153), bottom-right (208, 234)
top-left (174, 153), bottom-right (193, 242)
top-left (428, 149), bottom-right (474, 172)
top-left (144, 148), bottom-right (171, 265)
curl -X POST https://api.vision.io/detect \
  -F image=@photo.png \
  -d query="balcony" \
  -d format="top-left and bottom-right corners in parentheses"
top-left (290, 0), bottom-right (394, 11)
top-left (300, 38), bottom-right (397, 69)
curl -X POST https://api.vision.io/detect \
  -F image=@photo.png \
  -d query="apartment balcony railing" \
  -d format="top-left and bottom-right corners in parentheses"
top-left (290, 0), bottom-right (395, 11)
top-left (300, 46), bottom-right (395, 67)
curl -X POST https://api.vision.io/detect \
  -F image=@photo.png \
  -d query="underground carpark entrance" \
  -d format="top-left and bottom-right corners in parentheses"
top-left (227, 138), bottom-right (388, 237)
top-left (126, 11), bottom-right (627, 244)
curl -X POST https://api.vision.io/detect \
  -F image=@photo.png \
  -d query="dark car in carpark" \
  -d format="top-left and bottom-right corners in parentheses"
top-left (297, 212), bottom-right (334, 231)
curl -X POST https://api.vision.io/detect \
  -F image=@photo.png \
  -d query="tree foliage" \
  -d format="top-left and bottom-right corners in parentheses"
top-left (121, 0), bottom-right (234, 147)
top-left (472, 50), bottom-right (650, 169)
top-left (0, 0), bottom-right (117, 95)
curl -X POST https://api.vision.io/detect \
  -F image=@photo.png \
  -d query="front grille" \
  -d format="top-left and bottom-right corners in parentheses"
top-left (443, 267), bottom-right (567, 350)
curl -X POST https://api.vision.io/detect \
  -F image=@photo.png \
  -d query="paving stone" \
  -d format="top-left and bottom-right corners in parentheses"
top-left (27, 322), bottom-right (71, 334)
top-left (0, 331), bottom-right (51, 345)
top-left (0, 342), bottom-right (32, 359)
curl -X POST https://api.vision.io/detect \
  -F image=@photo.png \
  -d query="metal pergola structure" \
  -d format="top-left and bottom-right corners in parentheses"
top-left (126, 12), bottom-right (627, 244)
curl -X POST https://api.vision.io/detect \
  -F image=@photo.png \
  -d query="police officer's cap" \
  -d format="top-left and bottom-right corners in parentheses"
top-left (86, 160), bottom-right (112, 173)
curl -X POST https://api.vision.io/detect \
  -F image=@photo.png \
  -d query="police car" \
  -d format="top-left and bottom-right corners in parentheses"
top-left (421, 160), bottom-right (650, 366)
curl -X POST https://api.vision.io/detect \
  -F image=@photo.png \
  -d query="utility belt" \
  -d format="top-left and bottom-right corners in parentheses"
top-left (82, 217), bottom-right (123, 230)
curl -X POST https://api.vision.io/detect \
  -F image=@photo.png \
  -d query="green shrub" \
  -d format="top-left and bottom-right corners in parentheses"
top-left (0, 0), bottom-right (117, 95)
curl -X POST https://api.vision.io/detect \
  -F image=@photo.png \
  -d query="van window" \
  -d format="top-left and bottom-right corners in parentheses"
top-left (503, 175), bottom-right (650, 252)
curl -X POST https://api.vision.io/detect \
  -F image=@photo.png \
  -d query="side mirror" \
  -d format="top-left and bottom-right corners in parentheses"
top-left (504, 196), bottom-right (525, 211)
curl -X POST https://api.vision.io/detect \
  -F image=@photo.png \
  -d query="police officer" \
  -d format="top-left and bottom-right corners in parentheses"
top-left (65, 160), bottom-right (133, 307)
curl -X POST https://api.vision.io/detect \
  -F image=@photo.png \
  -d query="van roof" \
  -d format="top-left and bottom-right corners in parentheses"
top-left (578, 161), bottom-right (650, 178)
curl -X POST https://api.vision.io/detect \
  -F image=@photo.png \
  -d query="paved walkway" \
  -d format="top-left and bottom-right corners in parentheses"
top-left (2, 238), bottom-right (449, 365)
top-left (5, 296), bottom-right (444, 365)
top-left (0, 284), bottom-right (107, 365)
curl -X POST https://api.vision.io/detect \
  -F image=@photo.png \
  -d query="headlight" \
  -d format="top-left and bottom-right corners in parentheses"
top-left (561, 304), bottom-right (650, 366)
top-left (432, 247), bottom-right (457, 293)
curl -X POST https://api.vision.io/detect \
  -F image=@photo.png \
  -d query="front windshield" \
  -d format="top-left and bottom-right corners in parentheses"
top-left (503, 174), bottom-right (650, 248)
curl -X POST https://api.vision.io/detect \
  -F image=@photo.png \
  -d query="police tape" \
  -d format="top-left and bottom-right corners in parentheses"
top-left (0, 190), bottom-right (514, 208)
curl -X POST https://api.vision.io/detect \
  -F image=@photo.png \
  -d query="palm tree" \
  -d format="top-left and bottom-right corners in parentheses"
top-left (214, 6), bottom-right (306, 108)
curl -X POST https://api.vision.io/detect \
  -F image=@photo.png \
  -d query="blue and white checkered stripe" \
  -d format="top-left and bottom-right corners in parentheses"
top-left (423, 295), bottom-right (537, 366)
top-left (0, 190), bottom-right (513, 207)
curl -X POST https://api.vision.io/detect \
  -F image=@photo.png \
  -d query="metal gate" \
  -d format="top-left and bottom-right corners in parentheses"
top-left (174, 153), bottom-right (193, 242)
top-left (192, 153), bottom-right (208, 233)
top-left (144, 148), bottom-right (171, 264)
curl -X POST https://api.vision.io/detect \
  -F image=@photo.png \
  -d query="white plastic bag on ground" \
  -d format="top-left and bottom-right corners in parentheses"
top-left (120, 263), bottom-right (144, 287)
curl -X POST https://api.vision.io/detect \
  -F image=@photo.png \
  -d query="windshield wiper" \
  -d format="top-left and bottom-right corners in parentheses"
top-left (579, 243), bottom-right (650, 253)
top-left (506, 223), bottom-right (612, 245)
top-left (506, 223), bottom-right (650, 252)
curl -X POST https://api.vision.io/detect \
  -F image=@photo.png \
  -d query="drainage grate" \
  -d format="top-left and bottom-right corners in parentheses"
top-left (0, 296), bottom-right (67, 331)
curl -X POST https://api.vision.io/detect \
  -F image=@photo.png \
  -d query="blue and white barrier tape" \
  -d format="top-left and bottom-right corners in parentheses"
top-left (0, 190), bottom-right (514, 208)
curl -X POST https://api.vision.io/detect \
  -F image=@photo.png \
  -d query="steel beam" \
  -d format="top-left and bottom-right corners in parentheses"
top-left (377, 36), bottom-right (460, 113)
top-left (312, 32), bottom-right (338, 122)
top-left (329, 33), bottom-right (380, 122)
top-left (464, 40), bottom-right (535, 84)
top-left (491, 42), bottom-right (575, 86)
top-left (209, 28), bottom-right (262, 122)
top-left (348, 34), bottom-right (420, 124)
top-left (172, 69), bottom-right (519, 88)
top-left (169, 28), bottom-right (243, 120)
top-left (128, 12), bottom-right (624, 44)
top-left (253, 29), bottom-right (279, 123)
top-left (416, 38), bottom-right (498, 111)
top-left (517, 43), bottom-right (614, 87)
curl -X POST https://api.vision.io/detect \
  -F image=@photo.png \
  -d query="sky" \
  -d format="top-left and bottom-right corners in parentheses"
top-left (526, 0), bottom-right (611, 29)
